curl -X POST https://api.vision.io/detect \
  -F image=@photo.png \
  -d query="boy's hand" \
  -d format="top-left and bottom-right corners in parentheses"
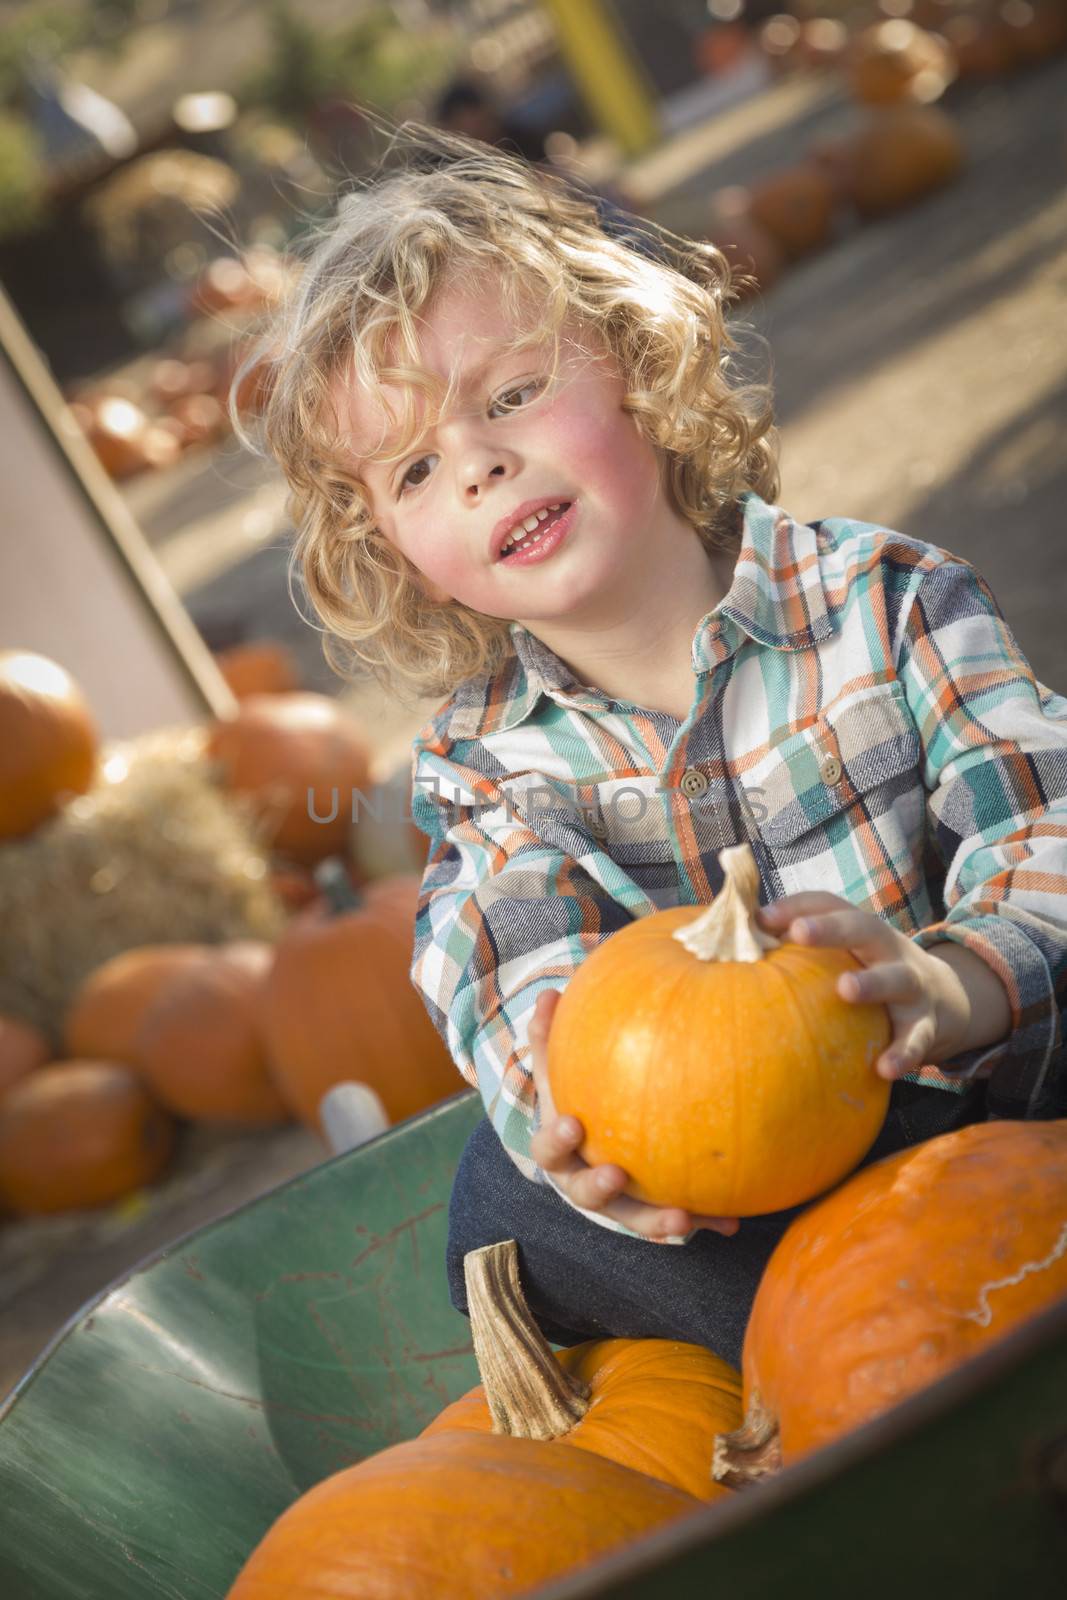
top-left (527, 990), bottom-right (740, 1242)
top-left (758, 892), bottom-right (1011, 1079)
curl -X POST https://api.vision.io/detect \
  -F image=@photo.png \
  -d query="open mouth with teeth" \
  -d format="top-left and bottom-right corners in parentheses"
top-left (497, 502), bottom-right (572, 560)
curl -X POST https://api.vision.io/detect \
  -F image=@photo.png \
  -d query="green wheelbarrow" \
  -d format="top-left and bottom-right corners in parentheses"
top-left (2, 1087), bottom-right (1066, 1600)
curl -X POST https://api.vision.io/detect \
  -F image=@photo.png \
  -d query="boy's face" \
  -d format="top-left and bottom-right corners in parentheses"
top-left (331, 274), bottom-right (685, 630)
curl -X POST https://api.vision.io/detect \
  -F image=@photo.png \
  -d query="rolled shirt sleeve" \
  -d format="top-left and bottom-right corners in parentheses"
top-left (898, 555), bottom-right (1067, 1109)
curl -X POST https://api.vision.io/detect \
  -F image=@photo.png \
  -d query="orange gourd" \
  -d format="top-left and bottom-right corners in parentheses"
top-left (0, 1013), bottom-right (49, 1101)
top-left (845, 103), bottom-right (965, 218)
top-left (206, 692), bottom-right (371, 866)
top-left (548, 844), bottom-right (891, 1217)
top-left (0, 1060), bottom-right (174, 1215)
top-left (227, 1240), bottom-right (732, 1598)
top-left (64, 944), bottom-right (207, 1063)
top-left (0, 651), bottom-right (97, 839)
top-left (134, 943), bottom-right (290, 1124)
top-left (263, 868), bottom-right (457, 1132)
top-left (714, 1119), bottom-right (1067, 1484)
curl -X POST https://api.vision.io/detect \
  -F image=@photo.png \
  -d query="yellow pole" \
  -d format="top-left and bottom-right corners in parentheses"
top-left (541, 0), bottom-right (659, 159)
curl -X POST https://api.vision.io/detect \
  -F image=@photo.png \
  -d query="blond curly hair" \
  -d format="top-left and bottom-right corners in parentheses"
top-left (238, 126), bottom-right (778, 703)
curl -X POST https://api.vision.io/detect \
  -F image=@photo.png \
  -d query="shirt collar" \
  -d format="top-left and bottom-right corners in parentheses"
top-left (444, 493), bottom-right (833, 741)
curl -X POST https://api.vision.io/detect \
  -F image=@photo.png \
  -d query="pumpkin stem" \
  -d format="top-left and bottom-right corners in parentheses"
top-left (464, 1240), bottom-right (590, 1439)
top-left (313, 857), bottom-right (363, 917)
top-left (711, 1396), bottom-right (782, 1488)
top-left (672, 843), bottom-right (780, 963)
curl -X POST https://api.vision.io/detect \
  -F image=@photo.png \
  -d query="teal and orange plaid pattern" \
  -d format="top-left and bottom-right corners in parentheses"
top-left (409, 492), bottom-right (1067, 1236)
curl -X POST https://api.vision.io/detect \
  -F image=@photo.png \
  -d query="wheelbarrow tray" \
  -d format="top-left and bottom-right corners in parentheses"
top-left (1, 1087), bottom-right (1065, 1599)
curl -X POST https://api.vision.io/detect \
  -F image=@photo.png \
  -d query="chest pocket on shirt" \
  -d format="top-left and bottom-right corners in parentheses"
top-left (755, 684), bottom-right (925, 906)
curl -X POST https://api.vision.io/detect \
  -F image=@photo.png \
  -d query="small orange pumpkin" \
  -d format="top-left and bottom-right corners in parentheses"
top-left (263, 868), bottom-right (457, 1132)
top-left (746, 163), bottom-right (837, 259)
top-left (0, 1013), bottom-right (49, 1101)
top-left (0, 651), bottom-right (97, 839)
top-left (206, 692), bottom-right (372, 866)
top-left (226, 1240), bottom-right (732, 1599)
top-left (64, 944), bottom-right (207, 1064)
top-left (847, 20), bottom-right (956, 104)
top-left (548, 844), bottom-right (891, 1217)
top-left (714, 1118), bottom-right (1067, 1482)
top-left (213, 641), bottom-right (301, 701)
top-left (135, 943), bottom-right (290, 1124)
top-left (0, 1060), bottom-right (175, 1215)
top-left (706, 189), bottom-right (786, 298)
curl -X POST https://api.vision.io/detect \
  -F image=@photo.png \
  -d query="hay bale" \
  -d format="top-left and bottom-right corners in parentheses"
top-left (0, 727), bottom-right (284, 1045)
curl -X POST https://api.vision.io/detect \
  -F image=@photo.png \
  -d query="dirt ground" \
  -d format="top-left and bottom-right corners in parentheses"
top-left (3, 53), bottom-right (1066, 1400)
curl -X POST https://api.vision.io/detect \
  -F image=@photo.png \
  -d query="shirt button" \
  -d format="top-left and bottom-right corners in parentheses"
top-left (679, 768), bottom-right (709, 799)
top-left (589, 811), bottom-right (609, 839)
top-left (820, 754), bottom-right (843, 787)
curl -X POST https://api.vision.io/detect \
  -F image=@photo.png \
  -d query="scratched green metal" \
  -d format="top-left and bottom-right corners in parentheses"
top-left (0, 1089), bottom-right (483, 1600)
top-left (3, 1085), bottom-right (1066, 1600)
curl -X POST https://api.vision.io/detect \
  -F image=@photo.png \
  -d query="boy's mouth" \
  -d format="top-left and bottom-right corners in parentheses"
top-left (494, 501), bottom-right (573, 561)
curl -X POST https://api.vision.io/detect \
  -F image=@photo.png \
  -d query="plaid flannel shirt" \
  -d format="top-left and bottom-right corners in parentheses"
top-left (410, 492), bottom-right (1067, 1237)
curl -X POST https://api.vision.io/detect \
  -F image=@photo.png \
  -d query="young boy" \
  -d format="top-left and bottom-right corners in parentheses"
top-left (250, 133), bottom-right (1067, 1367)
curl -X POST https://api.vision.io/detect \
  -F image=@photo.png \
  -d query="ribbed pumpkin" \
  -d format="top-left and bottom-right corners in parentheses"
top-left (0, 1060), bottom-right (174, 1215)
top-left (845, 104), bottom-right (965, 218)
top-left (0, 1013), bottom-right (49, 1101)
top-left (226, 1240), bottom-right (732, 1598)
top-left (64, 944), bottom-right (207, 1064)
top-left (548, 844), bottom-right (891, 1217)
top-left (746, 164), bottom-right (836, 259)
top-left (263, 867), bottom-right (457, 1133)
top-left (206, 692), bottom-right (371, 866)
top-left (714, 1119), bottom-right (1067, 1484)
top-left (0, 651), bottom-right (97, 839)
top-left (134, 943), bottom-right (290, 1124)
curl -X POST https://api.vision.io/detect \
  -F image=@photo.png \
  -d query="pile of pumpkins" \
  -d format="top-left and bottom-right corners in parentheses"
top-left (711, 3), bottom-right (1067, 295)
top-left (0, 648), bottom-right (454, 1220)
top-left (66, 247), bottom-right (287, 483)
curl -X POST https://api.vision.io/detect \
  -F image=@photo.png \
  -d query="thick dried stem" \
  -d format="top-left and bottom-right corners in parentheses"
top-left (672, 843), bottom-right (780, 963)
top-left (711, 1397), bottom-right (782, 1489)
top-left (464, 1240), bottom-right (590, 1440)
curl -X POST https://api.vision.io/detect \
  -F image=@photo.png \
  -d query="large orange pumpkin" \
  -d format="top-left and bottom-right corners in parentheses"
top-left (134, 943), bottom-right (290, 1124)
top-left (548, 844), bottom-right (890, 1217)
top-left (0, 651), bottom-right (97, 839)
top-left (0, 1060), bottom-right (175, 1215)
top-left (206, 692), bottom-right (371, 865)
top-left (226, 1240), bottom-right (731, 1598)
top-left (714, 1118), bottom-right (1067, 1483)
top-left (64, 944), bottom-right (207, 1063)
top-left (0, 1013), bottom-right (49, 1101)
top-left (263, 868), bottom-right (458, 1133)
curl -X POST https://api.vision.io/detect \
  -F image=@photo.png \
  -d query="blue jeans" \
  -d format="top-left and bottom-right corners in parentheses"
top-left (446, 1081), bottom-right (987, 1370)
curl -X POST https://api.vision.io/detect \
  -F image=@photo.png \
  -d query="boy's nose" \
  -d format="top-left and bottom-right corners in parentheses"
top-left (456, 444), bottom-right (519, 498)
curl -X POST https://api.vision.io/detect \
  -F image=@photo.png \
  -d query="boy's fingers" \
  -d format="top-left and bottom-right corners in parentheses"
top-left (838, 962), bottom-right (917, 1004)
top-left (759, 891), bottom-right (847, 924)
top-left (788, 908), bottom-right (894, 954)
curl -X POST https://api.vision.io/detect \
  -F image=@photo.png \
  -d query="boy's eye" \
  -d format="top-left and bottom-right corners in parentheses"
top-left (399, 454), bottom-right (437, 494)
top-left (488, 378), bottom-right (545, 417)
